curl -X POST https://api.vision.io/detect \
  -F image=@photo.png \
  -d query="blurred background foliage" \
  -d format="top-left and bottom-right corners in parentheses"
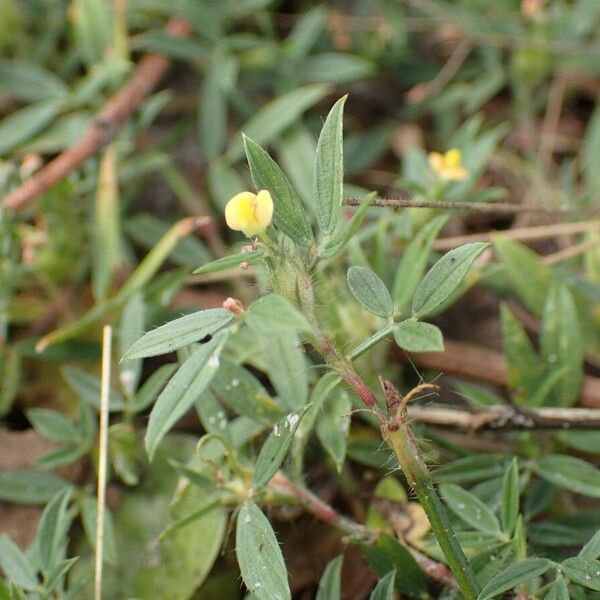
top-left (2, 0), bottom-right (600, 598)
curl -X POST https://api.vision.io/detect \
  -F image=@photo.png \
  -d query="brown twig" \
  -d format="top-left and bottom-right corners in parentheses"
top-left (407, 404), bottom-right (600, 430)
top-left (3, 17), bottom-right (192, 212)
top-left (396, 338), bottom-right (600, 409)
top-left (433, 220), bottom-right (600, 251)
top-left (343, 196), bottom-right (599, 216)
top-left (269, 472), bottom-right (458, 589)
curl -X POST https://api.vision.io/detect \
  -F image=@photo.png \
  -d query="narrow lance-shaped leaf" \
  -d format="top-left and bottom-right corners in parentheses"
top-left (227, 84), bottom-right (329, 160)
top-left (540, 285), bottom-right (583, 406)
top-left (314, 96), bottom-right (346, 235)
top-left (561, 557), bottom-right (600, 591)
top-left (412, 242), bottom-right (488, 318)
top-left (246, 294), bottom-right (311, 334)
top-left (580, 530), bottom-right (600, 560)
top-left (145, 332), bottom-right (228, 460)
top-left (0, 535), bottom-right (38, 590)
top-left (193, 249), bottom-right (264, 275)
top-left (316, 388), bottom-right (351, 472)
top-left (236, 503), bottom-right (291, 600)
top-left (122, 308), bottom-right (233, 360)
top-left (393, 215), bottom-right (448, 312)
top-left (544, 577), bottom-right (569, 600)
top-left (440, 483), bottom-right (501, 535)
top-left (477, 558), bottom-right (553, 600)
top-left (347, 266), bottom-right (393, 318)
top-left (244, 135), bottom-right (314, 247)
top-left (370, 570), bottom-right (396, 600)
top-left (500, 304), bottom-right (545, 404)
top-left (253, 409), bottom-right (306, 489)
top-left (38, 487), bottom-right (72, 572)
top-left (316, 555), bottom-right (343, 600)
top-left (500, 458), bottom-right (520, 536)
top-left (533, 454), bottom-right (600, 498)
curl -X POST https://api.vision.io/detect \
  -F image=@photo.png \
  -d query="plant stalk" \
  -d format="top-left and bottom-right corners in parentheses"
top-left (384, 418), bottom-right (480, 600)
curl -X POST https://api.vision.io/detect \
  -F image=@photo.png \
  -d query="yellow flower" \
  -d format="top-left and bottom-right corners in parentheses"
top-left (224, 190), bottom-right (273, 237)
top-left (427, 148), bottom-right (469, 182)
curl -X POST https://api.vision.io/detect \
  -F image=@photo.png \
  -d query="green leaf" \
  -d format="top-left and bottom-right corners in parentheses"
top-left (122, 308), bottom-right (233, 361)
top-left (243, 135), bottom-right (314, 247)
top-left (299, 53), bottom-right (374, 84)
top-left (210, 358), bottom-right (283, 423)
top-left (72, 0), bottom-right (112, 65)
top-left (0, 470), bottom-right (70, 505)
top-left (435, 455), bottom-right (508, 484)
top-left (362, 533), bottom-right (427, 596)
top-left (394, 320), bottom-right (444, 352)
top-left (193, 249), bottom-right (264, 274)
top-left (259, 333), bottom-right (309, 410)
top-left (500, 458), bottom-right (520, 536)
top-left (316, 555), bottom-right (343, 600)
top-left (145, 333), bottom-right (228, 460)
top-left (393, 215), bottom-right (448, 312)
top-left (0, 100), bottom-right (62, 156)
top-left (561, 557), bottom-right (600, 591)
top-left (544, 577), bottom-right (569, 600)
top-left (369, 570), bottom-right (396, 600)
top-left (477, 558), bottom-right (553, 600)
top-left (125, 213), bottom-right (211, 267)
top-left (316, 388), bottom-right (351, 472)
top-left (253, 410), bottom-right (306, 489)
top-left (580, 530), bottom-right (600, 559)
top-left (0, 61), bottom-right (69, 101)
top-left (347, 266), bottom-right (393, 318)
top-left (540, 285), bottom-right (583, 406)
top-left (118, 292), bottom-right (146, 395)
top-left (227, 84), bottom-right (329, 161)
top-left (0, 535), bottom-right (37, 590)
top-left (500, 304), bottom-right (545, 404)
top-left (38, 488), bottom-right (72, 572)
top-left (494, 238), bottom-right (554, 315)
top-left (129, 363), bottom-right (177, 414)
top-left (42, 557), bottom-right (78, 595)
top-left (198, 53), bottom-right (231, 160)
top-left (62, 366), bottom-right (125, 412)
top-left (533, 454), bottom-right (600, 498)
top-left (314, 96), bottom-right (346, 235)
top-left (246, 294), bottom-right (311, 334)
top-left (79, 495), bottom-right (118, 565)
top-left (26, 409), bottom-right (78, 443)
top-left (236, 503), bottom-right (291, 600)
top-left (412, 242), bottom-right (488, 318)
top-left (92, 146), bottom-right (120, 302)
top-left (321, 192), bottom-right (375, 258)
top-left (439, 483), bottom-right (502, 535)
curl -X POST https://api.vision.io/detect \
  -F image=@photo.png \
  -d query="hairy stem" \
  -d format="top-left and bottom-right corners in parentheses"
top-left (384, 422), bottom-right (480, 600)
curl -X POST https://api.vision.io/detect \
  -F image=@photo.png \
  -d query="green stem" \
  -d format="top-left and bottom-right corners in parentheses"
top-left (347, 322), bottom-right (397, 361)
top-left (386, 425), bottom-right (480, 600)
top-left (275, 265), bottom-right (477, 598)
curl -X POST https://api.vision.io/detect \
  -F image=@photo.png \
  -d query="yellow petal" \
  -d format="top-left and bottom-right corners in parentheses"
top-left (253, 189), bottom-right (274, 229)
top-left (225, 192), bottom-right (256, 231)
top-left (427, 152), bottom-right (445, 174)
top-left (441, 165), bottom-right (469, 182)
top-left (444, 148), bottom-right (462, 168)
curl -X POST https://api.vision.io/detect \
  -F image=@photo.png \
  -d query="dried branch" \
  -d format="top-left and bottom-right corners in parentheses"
top-left (269, 472), bottom-right (458, 589)
top-left (395, 338), bottom-right (600, 409)
top-left (433, 220), bottom-right (600, 251)
top-left (344, 196), bottom-right (599, 215)
top-left (407, 404), bottom-right (600, 430)
top-left (3, 18), bottom-right (192, 212)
